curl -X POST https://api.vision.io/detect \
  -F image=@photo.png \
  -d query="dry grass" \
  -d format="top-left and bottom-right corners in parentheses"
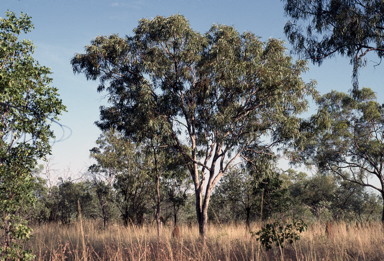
top-left (26, 220), bottom-right (384, 261)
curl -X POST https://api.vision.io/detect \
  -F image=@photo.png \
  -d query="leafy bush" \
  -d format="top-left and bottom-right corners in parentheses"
top-left (251, 219), bottom-right (308, 251)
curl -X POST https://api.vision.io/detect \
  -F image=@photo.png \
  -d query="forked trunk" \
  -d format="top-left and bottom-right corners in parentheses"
top-left (196, 187), bottom-right (212, 239)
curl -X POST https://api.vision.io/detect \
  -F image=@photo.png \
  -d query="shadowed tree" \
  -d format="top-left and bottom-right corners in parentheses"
top-left (71, 14), bottom-right (316, 238)
top-left (283, 0), bottom-right (384, 93)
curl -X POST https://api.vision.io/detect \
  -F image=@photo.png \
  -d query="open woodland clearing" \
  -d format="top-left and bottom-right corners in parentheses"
top-left (26, 221), bottom-right (384, 261)
top-left (4, 1), bottom-right (384, 259)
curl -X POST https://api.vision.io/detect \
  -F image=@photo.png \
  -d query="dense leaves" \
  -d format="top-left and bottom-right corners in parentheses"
top-left (0, 11), bottom-right (66, 260)
top-left (89, 129), bottom-right (153, 226)
top-left (72, 14), bottom-right (315, 238)
top-left (294, 87), bottom-right (384, 221)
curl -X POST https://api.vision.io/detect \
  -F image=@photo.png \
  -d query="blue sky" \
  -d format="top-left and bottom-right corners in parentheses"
top-left (3, 0), bottom-right (384, 179)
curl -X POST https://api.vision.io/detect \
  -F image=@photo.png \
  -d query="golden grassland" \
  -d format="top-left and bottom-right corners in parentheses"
top-left (26, 220), bottom-right (384, 261)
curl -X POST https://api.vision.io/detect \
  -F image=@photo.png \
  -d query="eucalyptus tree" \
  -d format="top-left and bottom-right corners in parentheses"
top-left (71, 14), bottom-right (315, 238)
top-left (283, 0), bottom-right (384, 93)
top-left (294, 87), bottom-right (384, 222)
top-left (0, 11), bottom-right (66, 259)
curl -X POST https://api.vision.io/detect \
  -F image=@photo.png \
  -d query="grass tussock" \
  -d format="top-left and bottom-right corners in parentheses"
top-left (27, 220), bottom-right (384, 261)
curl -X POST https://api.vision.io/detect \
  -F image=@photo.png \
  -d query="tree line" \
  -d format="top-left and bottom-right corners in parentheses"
top-left (23, 158), bottom-right (382, 229)
top-left (2, 0), bottom-right (384, 259)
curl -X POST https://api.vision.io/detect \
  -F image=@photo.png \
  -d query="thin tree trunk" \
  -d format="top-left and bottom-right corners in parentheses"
top-left (174, 204), bottom-right (177, 226)
top-left (246, 207), bottom-right (251, 230)
top-left (153, 145), bottom-right (162, 238)
top-left (260, 188), bottom-right (264, 222)
top-left (156, 173), bottom-right (161, 238)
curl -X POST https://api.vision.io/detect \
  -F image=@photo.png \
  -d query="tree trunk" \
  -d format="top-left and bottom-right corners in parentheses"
top-left (156, 173), bottom-right (161, 238)
top-left (198, 208), bottom-right (208, 239)
top-left (196, 187), bottom-right (213, 239)
top-left (246, 207), bottom-right (251, 230)
top-left (381, 192), bottom-right (384, 225)
top-left (173, 204), bottom-right (177, 226)
top-left (3, 214), bottom-right (11, 252)
top-left (153, 145), bottom-right (162, 238)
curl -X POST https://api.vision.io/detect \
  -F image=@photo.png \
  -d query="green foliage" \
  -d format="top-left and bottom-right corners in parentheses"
top-left (89, 129), bottom-right (153, 226)
top-left (92, 179), bottom-right (118, 228)
top-left (251, 219), bottom-right (308, 251)
top-left (254, 174), bottom-right (291, 220)
top-left (56, 181), bottom-right (96, 225)
top-left (289, 173), bottom-right (336, 220)
top-left (283, 0), bottom-right (384, 92)
top-left (294, 87), bottom-right (384, 221)
top-left (72, 14), bottom-right (316, 237)
top-left (0, 11), bottom-right (66, 259)
top-left (209, 167), bottom-right (258, 225)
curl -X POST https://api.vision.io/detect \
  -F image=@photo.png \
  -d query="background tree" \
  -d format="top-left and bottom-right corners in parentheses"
top-left (255, 174), bottom-right (291, 221)
top-left (289, 173), bottom-right (336, 220)
top-left (164, 167), bottom-right (191, 226)
top-left (71, 14), bottom-right (316, 238)
top-left (89, 129), bottom-right (152, 226)
top-left (283, 0), bottom-right (384, 93)
top-left (145, 138), bottom-right (189, 236)
top-left (91, 179), bottom-right (117, 229)
top-left (0, 11), bottom-right (66, 260)
top-left (333, 176), bottom-right (382, 221)
top-left (294, 87), bottom-right (384, 222)
top-left (209, 166), bottom-right (259, 228)
top-left (55, 180), bottom-right (97, 225)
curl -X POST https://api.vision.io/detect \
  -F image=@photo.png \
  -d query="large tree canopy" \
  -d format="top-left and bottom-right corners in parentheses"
top-left (283, 0), bottom-right (384, 92)
top-left (71, 14), bottom-right (315, 238)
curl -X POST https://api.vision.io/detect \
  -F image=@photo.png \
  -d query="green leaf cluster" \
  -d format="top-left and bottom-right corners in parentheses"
top-left (251, 219), bottom-right (308, 251)
top-left (0, 11), bottom-right (66, 259)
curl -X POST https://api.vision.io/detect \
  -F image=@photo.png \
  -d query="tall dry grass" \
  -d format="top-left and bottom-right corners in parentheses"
top-left (27, 220), bottom-right (384, 260)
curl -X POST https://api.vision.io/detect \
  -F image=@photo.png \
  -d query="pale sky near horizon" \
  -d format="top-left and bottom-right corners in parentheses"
top-left (2, 0), bottom-right (384, 182)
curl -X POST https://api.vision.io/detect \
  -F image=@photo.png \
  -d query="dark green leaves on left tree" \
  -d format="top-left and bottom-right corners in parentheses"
top-left (0, 11), bottom-right (66, 260)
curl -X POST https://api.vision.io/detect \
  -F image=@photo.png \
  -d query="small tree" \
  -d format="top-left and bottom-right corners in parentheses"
top-left (89, 129), bottom-right (152, 226)
top-left (71, 14), bottom-right (316, 238)
top-left (0, 11), bottom-right (66, 259)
